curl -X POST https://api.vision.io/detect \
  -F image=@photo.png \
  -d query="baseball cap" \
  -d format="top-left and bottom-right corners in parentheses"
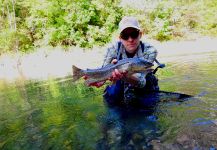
top-left (118, 16), bottom-right (140, 34)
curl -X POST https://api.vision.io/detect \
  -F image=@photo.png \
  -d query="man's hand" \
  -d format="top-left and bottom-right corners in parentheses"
top-left (109, 69), bottom-right (127, 83)
top-left (82, 58), bottom-right (127, 87)
top-left (109, 59), bottom-right (128, 83)
top-left (111, 59), bottom-right (118, 64)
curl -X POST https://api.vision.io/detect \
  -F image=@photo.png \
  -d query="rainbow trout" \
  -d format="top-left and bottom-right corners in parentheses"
top-left (72, 58), bottom-right (153, 85)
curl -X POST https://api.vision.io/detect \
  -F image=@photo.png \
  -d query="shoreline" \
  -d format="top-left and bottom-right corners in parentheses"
top-left (0, 37), bottom-right (217, 81)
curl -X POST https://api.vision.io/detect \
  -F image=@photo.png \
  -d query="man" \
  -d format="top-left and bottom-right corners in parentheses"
top-left (87, 16), bottom-right (159, 107)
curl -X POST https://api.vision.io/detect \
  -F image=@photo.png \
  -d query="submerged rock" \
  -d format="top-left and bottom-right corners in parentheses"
top-left (150, 123), bottom-right (217, 150)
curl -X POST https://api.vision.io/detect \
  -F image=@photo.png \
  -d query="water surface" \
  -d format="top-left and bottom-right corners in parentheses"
top-left (0, 52), bottom-right (217, 149)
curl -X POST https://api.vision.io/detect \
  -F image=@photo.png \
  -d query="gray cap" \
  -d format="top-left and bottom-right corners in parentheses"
top-left (118, 16), bottom-right (140, 33)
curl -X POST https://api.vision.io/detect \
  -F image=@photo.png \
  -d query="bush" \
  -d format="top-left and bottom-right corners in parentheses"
top-left (1, 0), bottom-right (217, 54)
top-left (0, 0), bottom-right (123, 54)
top-left (0, 30), bottom-right (33, 54)
top-left (121, 0), bottom-right (217, 41)
top-left (24, 0), bottom-right (123, 48)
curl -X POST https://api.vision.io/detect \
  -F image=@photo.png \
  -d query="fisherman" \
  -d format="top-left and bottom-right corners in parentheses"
top-left (85, 16), bottom-right (159, 107)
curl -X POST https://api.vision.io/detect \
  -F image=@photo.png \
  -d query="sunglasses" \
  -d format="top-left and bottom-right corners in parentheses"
top-left (120, 29), bottom-right (140, 40)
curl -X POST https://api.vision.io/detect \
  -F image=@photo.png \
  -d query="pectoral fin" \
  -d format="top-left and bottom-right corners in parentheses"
top-left (85, 78), bottom-right (106, 86)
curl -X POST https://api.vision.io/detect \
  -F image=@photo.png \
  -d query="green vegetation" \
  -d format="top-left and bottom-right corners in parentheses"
top-left (122, 0), bottom-right (217, 41)
top-left (0, 0), bottom-right (123, 53)
top-left (0, 0), bottom-right (217, 54)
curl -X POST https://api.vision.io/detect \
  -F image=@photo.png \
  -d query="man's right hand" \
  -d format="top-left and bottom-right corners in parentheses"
top-left (109, 69), bottom-right (127, 83)
top-left (83, 58), bottom-right (127, 87)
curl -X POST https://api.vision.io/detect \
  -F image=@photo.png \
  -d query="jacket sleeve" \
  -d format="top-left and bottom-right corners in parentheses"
top-left (102, 42), bottom-right (118, 67)
top-left (131, 73), bottom-right (146, 88)
top-left (134, 42), bottom-right (158, 88)
top-left (143, 42), bottom-right (158, 63)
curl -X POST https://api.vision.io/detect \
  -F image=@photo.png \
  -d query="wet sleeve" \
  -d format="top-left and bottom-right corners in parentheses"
top-left (132, 73), bottom-right (147, 88)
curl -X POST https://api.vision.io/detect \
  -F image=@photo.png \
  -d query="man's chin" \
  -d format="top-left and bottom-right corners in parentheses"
top-left (127, 48), bottom-right (137, 53)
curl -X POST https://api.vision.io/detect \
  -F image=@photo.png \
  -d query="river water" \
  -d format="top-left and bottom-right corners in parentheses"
top-left (0, 52), bottom-right (217, 150)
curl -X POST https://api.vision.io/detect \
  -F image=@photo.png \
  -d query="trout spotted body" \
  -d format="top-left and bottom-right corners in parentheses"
top-left (72, 58), bottom-right (153, 85)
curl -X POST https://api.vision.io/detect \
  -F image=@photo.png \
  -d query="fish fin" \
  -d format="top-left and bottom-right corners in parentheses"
top-left (84, 79), bottom-right (93, 86)
top-left (85, 78), bottom-right (106, 86)
top-left (72, 65), bottom-right (84, 81)
top-left (85, 78), bottom-right (99, 86)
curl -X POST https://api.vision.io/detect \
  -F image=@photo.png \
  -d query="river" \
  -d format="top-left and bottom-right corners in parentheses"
top-left (0, 50), bottom-right (217, 149)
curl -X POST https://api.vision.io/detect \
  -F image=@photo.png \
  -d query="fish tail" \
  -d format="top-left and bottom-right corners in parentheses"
top-left (72, 65), bottom-right (84, 81)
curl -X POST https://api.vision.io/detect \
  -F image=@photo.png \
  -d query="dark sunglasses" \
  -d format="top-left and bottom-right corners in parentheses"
top-left (120, 30), bottom-right (140, 40)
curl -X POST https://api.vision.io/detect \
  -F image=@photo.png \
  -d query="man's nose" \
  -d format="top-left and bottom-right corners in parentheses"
top-left (127, 36), bottom-right (134, 41)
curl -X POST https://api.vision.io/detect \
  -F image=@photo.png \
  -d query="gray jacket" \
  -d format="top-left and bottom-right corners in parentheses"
top-left (102, 41), bottom-right (158, 88)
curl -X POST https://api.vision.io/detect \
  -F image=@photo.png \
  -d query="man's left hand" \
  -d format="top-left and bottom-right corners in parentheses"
top-left (109, 69), bottom-right (128, 83)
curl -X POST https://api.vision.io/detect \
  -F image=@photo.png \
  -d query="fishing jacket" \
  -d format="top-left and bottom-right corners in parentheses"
top-left (102, 41), bottom-right (158, 88)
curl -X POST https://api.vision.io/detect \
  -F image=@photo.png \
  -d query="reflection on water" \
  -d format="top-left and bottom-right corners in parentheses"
top-left (0, 53), bottom-right (217, 149)
top-left (0, 78), bottom-right (105, 149)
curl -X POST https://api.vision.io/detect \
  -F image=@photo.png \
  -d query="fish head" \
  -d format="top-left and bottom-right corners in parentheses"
top-left (130, 59), bottom-right (153, 72)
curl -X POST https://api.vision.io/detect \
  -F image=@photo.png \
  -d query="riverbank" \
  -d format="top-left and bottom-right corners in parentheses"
top-left (0, 36), bottom-right (217, 81)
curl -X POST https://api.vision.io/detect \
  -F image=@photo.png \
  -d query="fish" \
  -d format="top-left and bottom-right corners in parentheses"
top-left (72, 58), bottom-right (154, 85)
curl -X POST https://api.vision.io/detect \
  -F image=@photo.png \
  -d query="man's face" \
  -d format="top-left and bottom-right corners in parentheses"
top-left (120, 27), bottom-right (142, 53)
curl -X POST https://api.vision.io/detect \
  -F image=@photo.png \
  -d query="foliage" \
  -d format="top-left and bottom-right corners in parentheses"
top-left (0, 0), bottom-right (33, 53)
top-left (0, 0), bottom-right (217, 54)
top-left (0, 30), bottom-right (33, 53)
top-left (121, 0), bottom-right (217, 41)
top-left (0, 0), bottom-right (123, 54)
